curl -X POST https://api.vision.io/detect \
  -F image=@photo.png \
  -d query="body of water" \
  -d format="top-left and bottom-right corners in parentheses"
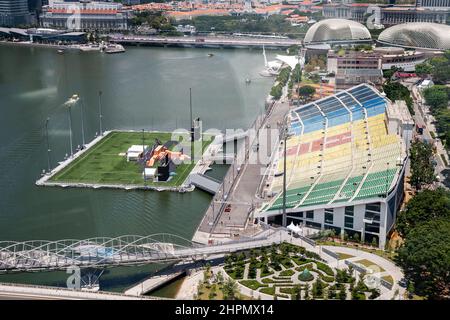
top-left (0, 45), bottom-right (276, 290)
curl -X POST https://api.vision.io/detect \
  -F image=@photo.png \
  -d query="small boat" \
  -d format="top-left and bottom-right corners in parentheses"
top-left (57, 49), bottom-right (64, 54)
top-left (207, 53), bottom-right (214, 57)
top-left (103, 44), bottom-right (126, 54)
top-left (245, 78), bottom-right (251, 84)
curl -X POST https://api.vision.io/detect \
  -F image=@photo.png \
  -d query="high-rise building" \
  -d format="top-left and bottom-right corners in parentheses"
top-left (416, 0), bottom-right (450, 8)
top-left (0, 0), bottom-right (31, 26)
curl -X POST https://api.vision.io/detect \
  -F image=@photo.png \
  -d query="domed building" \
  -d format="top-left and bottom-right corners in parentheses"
top-left (378, 23), bottom-right (450, 50)
top-left (304, 19), bottom-right (372, 45)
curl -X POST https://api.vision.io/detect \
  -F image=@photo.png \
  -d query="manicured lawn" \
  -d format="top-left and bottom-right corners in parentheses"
top-left (382, 275), bottom-right (394, 285)
top-left (354, 259), bottom-right (386, 273)
top-left (50, 131), bottom-right (212, 187)
top-left (260, 286), bottom-right (275, 296)
top-left (337, 253), bottom-right (354, 260)
top-left (239, 280), bottom-right (267, 290)
top-left (279, 269), bottom-right (295, 277)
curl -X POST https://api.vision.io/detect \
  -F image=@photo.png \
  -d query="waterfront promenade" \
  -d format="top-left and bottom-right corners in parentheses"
top-left (193, 89), bottom-right (291, 244)
top-left (111, 35), bottom-right (301, 49)
top-left (0, 282), bottom-right (160, 300)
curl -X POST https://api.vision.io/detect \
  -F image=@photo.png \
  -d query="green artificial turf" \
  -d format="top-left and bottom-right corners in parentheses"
top-left (50, 131), bottom-right (212, 187)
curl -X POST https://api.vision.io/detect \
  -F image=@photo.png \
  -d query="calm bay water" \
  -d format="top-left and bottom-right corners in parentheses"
top-left (0, 45), bottom-right (275, 290)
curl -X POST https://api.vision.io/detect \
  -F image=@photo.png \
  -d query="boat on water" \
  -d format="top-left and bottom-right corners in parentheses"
top-left (207, 53), bottom-right (214, 57)
top-left (102, 43), bottom-right (126, 54)
top-left (77, 42), bottom-right (125, 54)
top-left (78, 43), bottom-right (101, 52)
top-left (57, 49), bottom-right (64, 54)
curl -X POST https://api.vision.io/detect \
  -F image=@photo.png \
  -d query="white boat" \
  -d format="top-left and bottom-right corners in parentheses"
top-left (78, 43), bottom-right (101, 52)
top-left (102, 43), bottom-right (125, 54)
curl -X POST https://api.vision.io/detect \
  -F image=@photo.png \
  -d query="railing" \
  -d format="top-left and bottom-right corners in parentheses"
top-left (0, 282), bottom-right (164, 299)
top-left (322, 247), bottom-right (339, 259)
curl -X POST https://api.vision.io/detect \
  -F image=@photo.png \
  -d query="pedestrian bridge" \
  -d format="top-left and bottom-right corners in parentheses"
top-left (189, 173), bottom-right (221, 194)
top-left (0, 232), bottom-right (281, 273)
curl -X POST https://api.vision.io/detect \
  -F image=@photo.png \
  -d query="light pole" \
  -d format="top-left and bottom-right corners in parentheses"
top-left (98, 90), bottom-right (103, 136)
top-left (282, 117), bottom-right (288, 228)
top-left (45, 117), bottom-right (51, 173)
top-left (66, 96), bottom-right (77, 158)
top-left (80, 97), bottom-right (86, 147)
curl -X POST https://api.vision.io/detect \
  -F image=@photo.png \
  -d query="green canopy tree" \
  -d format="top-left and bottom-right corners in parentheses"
top-left (409, 140), bottom-right (436, 190)
top-left (396, 188), bottom-right (450, 237)
top-left (396, 219), bottom-right (450, 299)
top-left (423, 86), bottom-right (449, 110)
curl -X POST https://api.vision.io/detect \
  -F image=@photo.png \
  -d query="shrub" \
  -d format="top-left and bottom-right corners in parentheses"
top-left (315, 261), bottom-right (334, 276)
top-left (239, 280), bottom-right (267, 290)
top-left (279, 269), bottom-right (295, 277)
top-left (260, 286), bottom-right (276, 296)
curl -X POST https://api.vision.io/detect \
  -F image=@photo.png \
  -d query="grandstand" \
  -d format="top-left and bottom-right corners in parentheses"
top-left (257, 84), bottom-right (407, 249)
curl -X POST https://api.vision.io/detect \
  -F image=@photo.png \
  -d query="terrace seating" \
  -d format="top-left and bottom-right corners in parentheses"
top-left (265, 84), bottom-right (402, 212)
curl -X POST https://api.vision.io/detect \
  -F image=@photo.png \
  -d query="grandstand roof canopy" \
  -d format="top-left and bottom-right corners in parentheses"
top-left (378, 23), bottom-right (450, 50)
top-left (263, 84), bottom-right (404, 212)
top-left (304, 19), bottom-right (372, 44)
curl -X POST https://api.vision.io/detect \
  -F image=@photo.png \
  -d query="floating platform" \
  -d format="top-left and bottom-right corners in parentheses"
top-left (36, 130), bottom-right (215, 192)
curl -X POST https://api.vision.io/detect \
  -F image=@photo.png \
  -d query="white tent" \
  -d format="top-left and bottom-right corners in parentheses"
top-left (287, 221), bottom-right (301, 234)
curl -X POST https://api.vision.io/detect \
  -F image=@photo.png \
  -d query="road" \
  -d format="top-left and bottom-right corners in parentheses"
top-left (409, 82), bottom-right (449, 187)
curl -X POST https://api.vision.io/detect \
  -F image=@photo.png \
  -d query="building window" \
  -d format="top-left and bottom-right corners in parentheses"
top-left (345, 206), bottom-right (354, 217)
top-left (365, 222), bottom-right (380, 234)
top-left (366, 203), bottom-right (381, 213)
top-left (324, 208), bottom-right (333, 225)
top-left (306, 210), bottom-right (314, 220)
top-left (288, 211), bottom-right (303, 218)
top-left (345, 216), bottom-right (354, 229)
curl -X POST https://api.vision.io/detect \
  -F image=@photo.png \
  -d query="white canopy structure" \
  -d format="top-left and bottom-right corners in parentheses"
top-left (276, 55), bottom-right (304, 69)
top-left (287, 222), bottom-right (302, 234)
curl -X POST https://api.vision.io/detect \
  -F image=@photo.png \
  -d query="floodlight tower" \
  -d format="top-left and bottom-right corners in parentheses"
top-left (66, 94), bottom-right (79, 158)
top-left (45, 117), bottom-right (51, 173)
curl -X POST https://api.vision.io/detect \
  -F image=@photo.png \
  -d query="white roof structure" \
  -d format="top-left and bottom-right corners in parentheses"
top-left (127, 145), bottom-right (147, 153)
top-left (304, 19), bottom-right (371, 44)
top-left (378, 23), bottom-right (450, 50)
top-left (276, 55), bottom-right (303, 69)
top-left (127, 145), bottom-right (147, 161)
top-left (287, 222), bottom-right (302, 234)
top-left (143, 168), bottom-right (157, 177)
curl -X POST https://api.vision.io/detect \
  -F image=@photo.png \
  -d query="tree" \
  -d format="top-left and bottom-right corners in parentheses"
top-left (396, 219), bottom-right (450, 299)
top-left (396, 188), bottom-right (450, 237)
top-left (423, 86), bottom-right (449, 110)
top-left (409, 140), bottom-right (436, 190)
top-left (415, 62), bottom-right (433, 77)
top-left (292, 285), bottom-right (302, 300)
top-left (222, 278), bottom-right (239, 300)
top-left (298, 85), bottom-right (315, 100)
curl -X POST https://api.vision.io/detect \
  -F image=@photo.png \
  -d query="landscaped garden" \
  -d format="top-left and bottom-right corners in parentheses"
top-left (223, 242), bottom-right (382, 300)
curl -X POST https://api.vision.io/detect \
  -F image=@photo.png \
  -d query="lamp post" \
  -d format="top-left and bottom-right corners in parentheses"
top-left (66, 95), bottom-right (78, 158)
top-left (80, 97), bottom-right (86, 147)
top-left (98, 90), bottom-right (103, 136)
top-left (282, 117), bottom-right (288, 228)
top-left (45, 117), bottom-right (51, 173)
